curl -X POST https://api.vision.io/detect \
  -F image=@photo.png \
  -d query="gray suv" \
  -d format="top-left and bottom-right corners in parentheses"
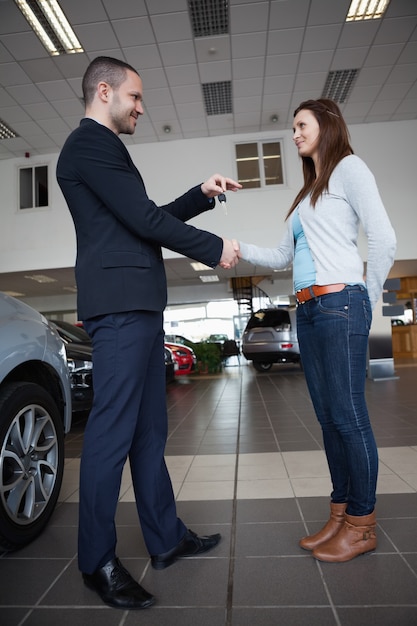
top-left (242, 307), bottom-right (301, 372)
top-left (0, 293), bottom-right (72, 550)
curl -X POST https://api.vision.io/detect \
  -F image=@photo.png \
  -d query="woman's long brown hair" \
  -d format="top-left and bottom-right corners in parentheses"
top-left (286, 98), bottom-right (354, 219)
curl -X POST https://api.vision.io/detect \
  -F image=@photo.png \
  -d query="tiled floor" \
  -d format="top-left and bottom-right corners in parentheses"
top-left (1, 361), bottom-right (417, 625)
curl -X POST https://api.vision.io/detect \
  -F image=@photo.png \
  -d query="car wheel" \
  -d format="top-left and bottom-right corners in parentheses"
top-left (253, 362), bottom-right (273, 372)
top-left (0, 382), bottom-right (65, 551)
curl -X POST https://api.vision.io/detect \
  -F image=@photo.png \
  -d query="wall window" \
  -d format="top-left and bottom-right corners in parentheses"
top-left (19, 165), bottom-right (49, 209)
top-left (235, 141), bottom-right (284, 189)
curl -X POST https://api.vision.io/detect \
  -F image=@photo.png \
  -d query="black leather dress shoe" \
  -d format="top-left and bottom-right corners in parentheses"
top-left (151, 529), bottom-right (221, 570)
top-left (82, 557), bottom-right (155, 609)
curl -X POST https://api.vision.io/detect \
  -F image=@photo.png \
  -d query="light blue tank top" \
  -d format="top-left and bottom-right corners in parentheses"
top-left (293, 207), bottom-right (316, 291)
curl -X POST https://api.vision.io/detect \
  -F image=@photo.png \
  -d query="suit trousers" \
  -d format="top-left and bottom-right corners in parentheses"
top-left (79, 310), bottom-right (186, 574)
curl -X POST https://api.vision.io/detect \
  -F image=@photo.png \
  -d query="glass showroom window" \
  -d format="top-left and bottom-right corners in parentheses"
top-left (19, 165), bottom-right (49, 209)
top-left (235, 141), bottom-right (284, 189)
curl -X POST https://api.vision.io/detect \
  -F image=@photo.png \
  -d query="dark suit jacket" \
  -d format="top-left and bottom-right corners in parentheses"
top-left (56, 119), bottom-right (223, 320)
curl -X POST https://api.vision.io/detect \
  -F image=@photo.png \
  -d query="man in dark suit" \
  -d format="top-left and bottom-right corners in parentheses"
top-left (57, 56), bottom-right (241, 610)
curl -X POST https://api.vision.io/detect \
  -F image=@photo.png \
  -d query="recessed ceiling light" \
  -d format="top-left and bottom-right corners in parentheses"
top-left (346, 0), bottom-right (390, 22)
top-left (14, 0), bottom-right (84, 56)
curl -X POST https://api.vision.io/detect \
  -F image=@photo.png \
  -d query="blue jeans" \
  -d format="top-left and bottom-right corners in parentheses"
top-left (296, 285), bottom-right (377, 516)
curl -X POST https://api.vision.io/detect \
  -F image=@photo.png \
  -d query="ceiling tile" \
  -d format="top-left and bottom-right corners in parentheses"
top-left (231, 32), bottom-right (267, 58)
top-left (194, 36), bottom-right (230, 63)
top-left (198, 60), bottom-right (231, 83)
top-left (37, 80), bottom-right (78, 101)
top-left (0, 62), bottom-right (31, 86)
top-left (23, 102), bottom-right (60, 120)
top-left (0, 105), bottom-right (30, 123)
top-left (267, 29), bottom-right (304, 55)
top-left (303, 24), bottom-right (343, 52)
top-left (165, 64), bottom-right (200, 86)
top-left (0, 0), bottom-right (414, 162)
top-left (230, 2), bottom-right (269, 34)
top-left (60, 0), bottom-right (109, 23)
top-left (51, 99), bottom-right (85, 117)
top-left (374, 17), bottom-right (417, 45)
top-left (269, 0), bottom-right (310, 29)
top-left (364, 43), bottom-right (405, 67)
top-left (75, 22), bottom-right (120, 52)
top-left (160, 40), bottom-right (197, 66)
top-left (112, 18), bottom-right (155, 47)
top-left (124, 45), bottom-right (162, 70)
top-left (6, 84), bottom-right (46, 104)
top-left (150, 12), bottom-right (192, 42)
top-left (1, 32), bottom-right (47, 61)
top-left (20, 59), bottom-right (63, 83)
top-left (52, 54), bottom-right (90, 79)
top-left (103, 0), bottom-right (147, 19)
top-left (339, 21), bottom-right (380, 48)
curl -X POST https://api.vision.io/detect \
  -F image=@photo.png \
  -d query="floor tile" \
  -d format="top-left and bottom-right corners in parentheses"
top-left (3, 362), bottom-right (417, 625)
top-left (232, 556), bottom-right (329, 606)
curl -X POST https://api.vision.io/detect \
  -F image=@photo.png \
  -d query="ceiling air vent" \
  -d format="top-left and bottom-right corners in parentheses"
top-left (321, 69), bottom-right (359, 103)
top-left (188, 0), bottom-right (229, 37)
top-left (202, 81), bottom-right (232, 115)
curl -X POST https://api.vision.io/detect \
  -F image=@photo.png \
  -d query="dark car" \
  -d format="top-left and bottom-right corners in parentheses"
top-left (0, 294), bottom-right (72, 550)
top-left (48, 320), bottom-right (93, 413)
top-left (242, 307), bottom-right (301, 372)
top-left (164, 345), bottom-right (176, 384)
top-left (52, 320), bottom-right (176, 392)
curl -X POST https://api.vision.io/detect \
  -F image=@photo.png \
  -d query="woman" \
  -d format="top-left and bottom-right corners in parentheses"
top-left (237, 98), bottom-right (396, 562)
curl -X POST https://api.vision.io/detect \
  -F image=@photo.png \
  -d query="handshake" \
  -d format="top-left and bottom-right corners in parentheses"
top-left (200, 174), bottom-right (244, 270)
top-left (220, 238), bottom-right (241, 269)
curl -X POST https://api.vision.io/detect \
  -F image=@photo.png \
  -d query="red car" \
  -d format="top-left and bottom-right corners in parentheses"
top-left (165, 342), bottom-right (197, 376)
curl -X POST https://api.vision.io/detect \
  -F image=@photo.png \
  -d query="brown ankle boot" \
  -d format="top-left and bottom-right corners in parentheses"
top-left (299, 502), bottom-right (347, 551)
top-left (312, 511), bottom-right (377, 562)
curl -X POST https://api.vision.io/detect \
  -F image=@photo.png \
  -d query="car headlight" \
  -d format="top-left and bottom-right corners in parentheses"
top-left (67, 358), bottom-right (93, 373)
top-left (67, 358), bottom-right (93, 389)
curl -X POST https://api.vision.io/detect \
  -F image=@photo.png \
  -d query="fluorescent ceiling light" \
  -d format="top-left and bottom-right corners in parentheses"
top-left (0, 118), bottom-right (18, 140)
top-left (3, 291), bottom-right (25, 297)
top-left (199, 275), bottom-right (219, 283)
top-left (24, 274), bottom-right (57, 283)
top-left (190, 262), bottom-right (213, 271)
top-left (346, 0), bottom-right (390, 21)
top-left (15, 0), bottom-right (83, 55)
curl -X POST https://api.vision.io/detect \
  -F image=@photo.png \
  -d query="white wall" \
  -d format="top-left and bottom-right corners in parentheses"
top-left (0, 119), bottom-right (416, 311)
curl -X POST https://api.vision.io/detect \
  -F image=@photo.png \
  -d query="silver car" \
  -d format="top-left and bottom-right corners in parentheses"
top-left (0, 293), bottom-right (72, 550)
top-left (242, 307), bottom-right (301, 372)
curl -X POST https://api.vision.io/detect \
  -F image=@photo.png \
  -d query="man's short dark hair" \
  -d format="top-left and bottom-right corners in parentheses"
top-left (82, 56), bottom-right (140, 107)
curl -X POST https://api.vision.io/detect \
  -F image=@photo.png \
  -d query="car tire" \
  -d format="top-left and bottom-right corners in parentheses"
top-left (253, 362), bottom-right (273, 372)
top-left (0, 382), bottom-right (65, 551)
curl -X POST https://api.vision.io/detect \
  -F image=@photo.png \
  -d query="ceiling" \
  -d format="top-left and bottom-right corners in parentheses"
top-left (0, 0), bottom-right (416, 302)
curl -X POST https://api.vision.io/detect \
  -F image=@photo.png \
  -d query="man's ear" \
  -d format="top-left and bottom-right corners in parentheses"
top-left (97, 81), bottom-right (110, 102)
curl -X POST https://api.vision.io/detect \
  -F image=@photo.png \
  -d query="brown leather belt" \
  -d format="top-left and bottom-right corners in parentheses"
top-left (295, 283), bottom-right (346, 304)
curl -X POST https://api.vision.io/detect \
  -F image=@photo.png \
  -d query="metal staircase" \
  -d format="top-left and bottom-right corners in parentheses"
top-left (231, 277), bottom-right (272, 317)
